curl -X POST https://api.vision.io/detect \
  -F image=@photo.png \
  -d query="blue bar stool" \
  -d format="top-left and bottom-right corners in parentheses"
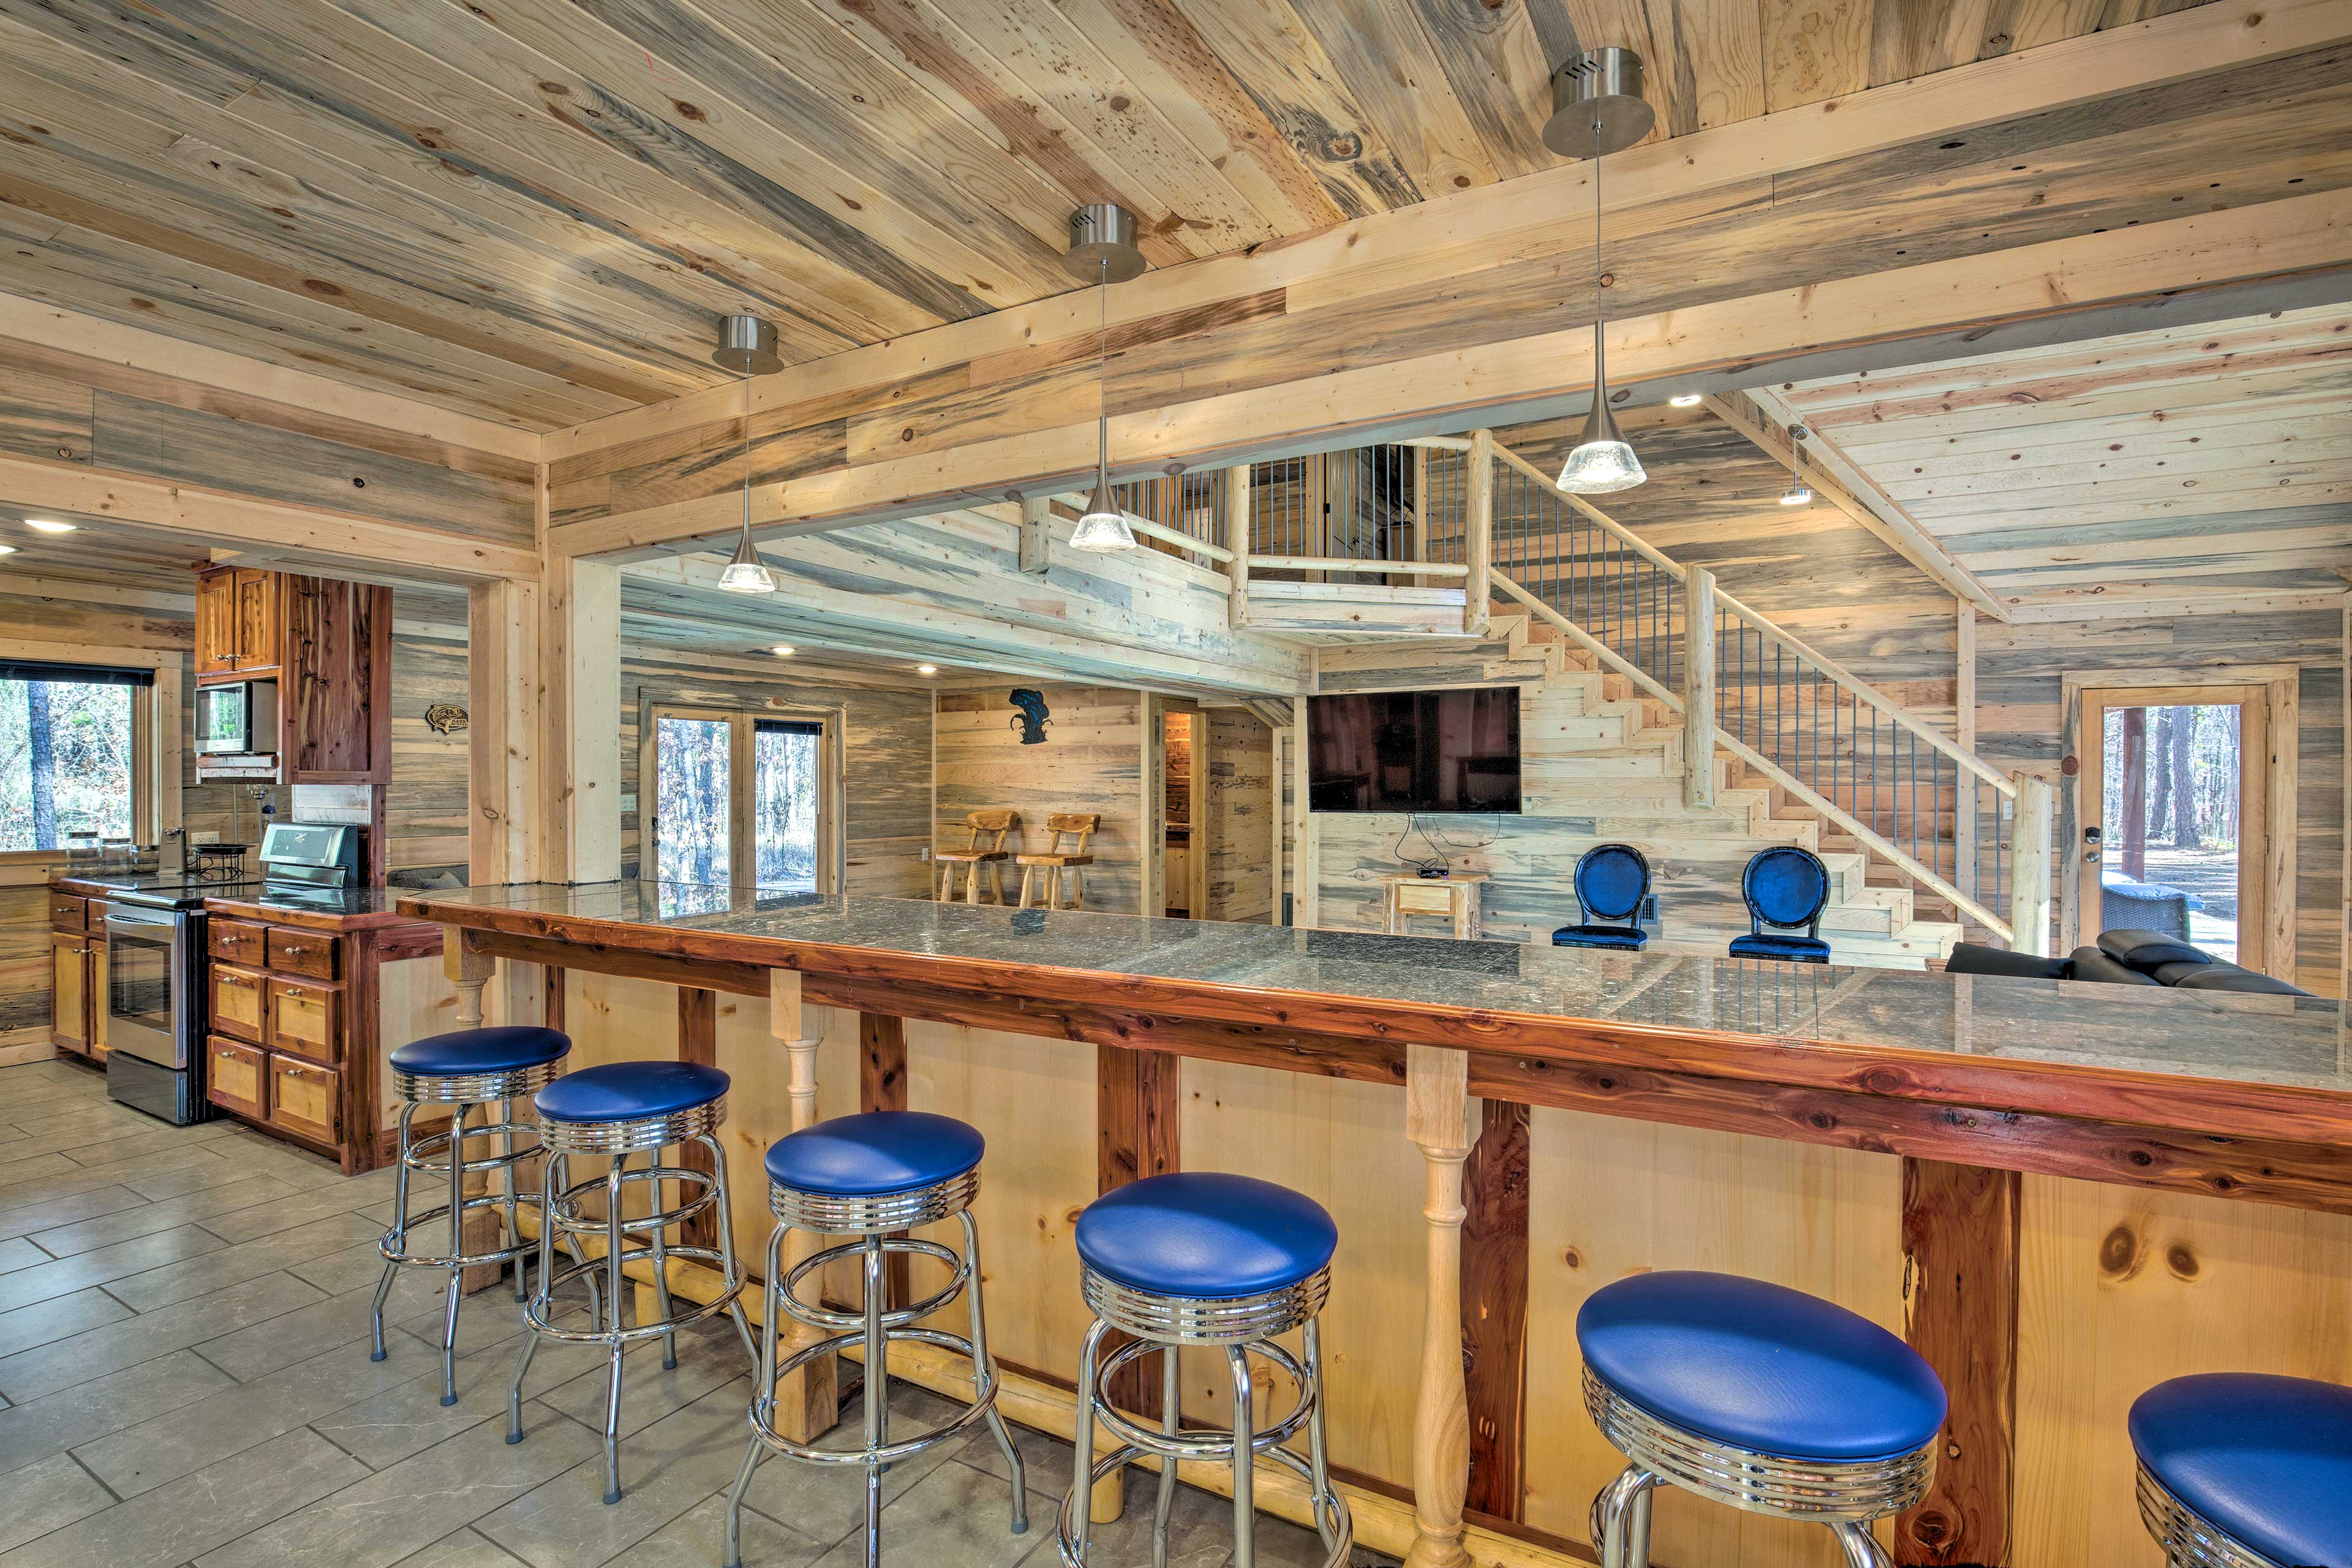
top-left (1060, 1172), bottom-right (1350, 1568)
top-left (1727, 846), bottom-right (1833, 963)
top-left (369, 1025), bottom-right (571, 1407)
top-left (1553, 843), bottom-right (1651, 950)
top-left (723, 1110), bottom-right (1028, 1568)
top-left (1578, 1272), bottom-right (1945, 1568)
top-left (2131, 1373), bottom-right (2352, 1567)
top-left (508, 1060), bottom-right (756, 1504)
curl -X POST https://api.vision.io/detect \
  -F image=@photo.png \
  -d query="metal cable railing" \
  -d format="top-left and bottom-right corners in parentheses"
top-left (1490, 445), bottom-right (1683, 698)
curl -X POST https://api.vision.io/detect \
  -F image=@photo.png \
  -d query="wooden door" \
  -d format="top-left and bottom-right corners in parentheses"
top-left (232, 569), bottom-right (281, 675)
top-left (50, 933), bottom-right (86, 1052)
top-left (194, 570), bottom-right (238, 676)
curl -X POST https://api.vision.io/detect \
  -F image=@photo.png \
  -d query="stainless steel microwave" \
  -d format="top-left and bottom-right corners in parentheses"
top-left (194, 679), bottom-right (279, 755)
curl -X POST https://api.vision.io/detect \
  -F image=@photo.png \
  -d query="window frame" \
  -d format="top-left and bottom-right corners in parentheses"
top-left (0, 639), bottom-right (180, 880)
top-left (641, 701), bottom-right (842, 894)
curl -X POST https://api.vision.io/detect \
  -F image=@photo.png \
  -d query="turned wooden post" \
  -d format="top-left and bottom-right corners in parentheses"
top-left (1463, 431), bottom-right (1493, 637)
top-left (2008, 773), bottom-right (2054, 957)
top-left (444, 929), bottom-right (494, 1027)
top-left (1683, 567), bottom-right (1717, 810)
top-left (1405, 1044), bottom-right (1474, 1568)
top-left (770, 968), bottom-right (840, 1441)
top-left (1226, 464), bottom-right (1253, 630)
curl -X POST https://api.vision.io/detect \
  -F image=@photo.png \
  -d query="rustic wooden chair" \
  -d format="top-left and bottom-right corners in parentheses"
top-left (935, 810), bottom-right (1019, 904)
top-left (1016, 813), bottom-right (1099, 910)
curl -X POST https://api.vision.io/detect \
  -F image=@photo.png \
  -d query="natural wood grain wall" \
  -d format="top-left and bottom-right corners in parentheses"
top-left (614, 651), bottom-right (935, 899)
top-left (933, 685), bottom-right (1146, 913)
top-left (1206, 709), bottom-right (1275, 924)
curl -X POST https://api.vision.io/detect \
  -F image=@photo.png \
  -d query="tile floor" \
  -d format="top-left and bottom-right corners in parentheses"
top-left (0, 1059), bottom-right (1376, 1568)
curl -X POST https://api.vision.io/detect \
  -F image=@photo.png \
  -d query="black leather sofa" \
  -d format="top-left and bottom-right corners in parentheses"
top-left (1945, 928), bottom-right (2312, 996)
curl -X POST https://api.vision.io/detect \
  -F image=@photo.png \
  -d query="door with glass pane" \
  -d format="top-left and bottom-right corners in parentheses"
top-left (647, 707), bottom-right (837, 892)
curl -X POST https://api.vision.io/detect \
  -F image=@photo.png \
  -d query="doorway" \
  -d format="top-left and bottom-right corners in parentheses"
top-left (645, 705), bottom-right (841, 892)
top-left (2073, 676), bottom-right (2295, 976)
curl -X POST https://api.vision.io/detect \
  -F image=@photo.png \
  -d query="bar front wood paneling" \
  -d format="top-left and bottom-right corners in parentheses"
top-left (1097, 1044), bottom-right (1179, 1418)
top-left (860, 1012), bottom-right (911, 1306)
top-left (1462, 1101), bottom-right (1531, 1521)
top-left (677, 988), bottom-right (718, 1251)
top-left (1898, 1159), bottom-right (2021, 1568)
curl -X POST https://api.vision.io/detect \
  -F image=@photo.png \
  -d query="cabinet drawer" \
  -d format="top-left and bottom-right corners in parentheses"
top-left (1393, 881), bottom-right (1458, 916)
top-left (266, 1055), bottom-right (340, 1145)
top-left (209, 919), bottom-right (267, 968)
top-left (206, 1038), bottom-right (266, 1120)
top-left (265, 928), bottom-right (338, 980)
top-left (48, 894), bottom-right (85, 933)
top-left (266, 979), bottom-right (342, 1063)
top-left (210, 964), bottom-right (265, 1044)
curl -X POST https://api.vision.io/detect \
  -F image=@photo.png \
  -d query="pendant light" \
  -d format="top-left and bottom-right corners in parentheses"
top-left (1779, 422), bottom-right (1814, 507)
top-left (1544, 48), bottom-right (1653, 495)
top-left (1063, 204), bottom-right (1145, 552)
top-left (712, 313), bottom-right (782, 593)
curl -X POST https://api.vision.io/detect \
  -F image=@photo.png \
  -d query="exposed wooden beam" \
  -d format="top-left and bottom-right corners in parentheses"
top-left (0, 453), bottom-right (538, 583)
top-left (1707, 391), bottom-right (2009, 622)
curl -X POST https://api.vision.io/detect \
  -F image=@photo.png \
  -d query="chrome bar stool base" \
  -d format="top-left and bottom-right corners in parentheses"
top-left (371, 1042), bottom-right (568, 1408)
top-left (724, 1117), bottom-right (1027, 1568)
top-left (508, 1072), bottom-right (755, 1505)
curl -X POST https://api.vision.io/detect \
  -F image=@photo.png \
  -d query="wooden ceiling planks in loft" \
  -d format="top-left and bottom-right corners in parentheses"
top-left (1776, 301), bottom-right (2352, 611)
top-left (0, 0), bottom-right (2220, 431)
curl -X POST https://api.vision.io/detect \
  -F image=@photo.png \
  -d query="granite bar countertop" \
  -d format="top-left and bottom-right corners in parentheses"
top-left (206, 886), bottom-right (442, 932)
top-left (401, 881), bottom-right (2348, 1110)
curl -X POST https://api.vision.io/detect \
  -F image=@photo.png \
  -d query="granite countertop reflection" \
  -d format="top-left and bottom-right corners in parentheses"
top-left (400, 881), bottom-right (2349, 1098)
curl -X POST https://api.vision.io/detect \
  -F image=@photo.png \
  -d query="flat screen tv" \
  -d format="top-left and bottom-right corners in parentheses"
top-left (1306, 690), bottom-right (1521, 813)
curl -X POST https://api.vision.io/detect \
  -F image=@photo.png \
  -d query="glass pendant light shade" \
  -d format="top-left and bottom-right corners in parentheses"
top-left (715, 519), bottom-right (776, 592)
top-left (1558, 329), bottom-right (1645, 493)
top-left (1070, 475), bottom-right (1136, 552)
top-left (712, 341), bottom-right (776, 592)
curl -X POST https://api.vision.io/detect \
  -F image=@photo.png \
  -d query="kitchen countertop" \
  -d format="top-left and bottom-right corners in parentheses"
top-left (205, 886), bottom-right (442, 933)
top-left (399, 880), bottom-right (2350, 1158)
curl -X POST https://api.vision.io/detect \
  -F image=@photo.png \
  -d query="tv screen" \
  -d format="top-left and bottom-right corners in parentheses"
top-left (1306, 690), bottom-right (1521, 813)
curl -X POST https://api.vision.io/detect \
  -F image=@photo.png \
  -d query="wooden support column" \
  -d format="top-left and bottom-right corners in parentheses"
top-left (444, 930), bottom-right (494, 1028)
top-left (1405, 1044), bottom-right (1472, 1568)
top-left (769, 970), bottom-right (839, 1442)
top-left (1463, 432), bottom-right (1493, 637)
top-left (859, 1012), bottom-right (911, 1305)
top-left (1226, 464), bottom-right (1253, 630)
top-left (468, 576), bottom-right (545, 1024)
top-left (1291, 696), bottom-right (1318, 930)
top-left (677, 989), bottom-right (718, 1251)
top-left (1018, 494), bottom-right (1050, 576)
top-left (1957, 604), bottom-right (1977, 900)
top-left (544, 556), bottom-right (622, 883)
top-left (2009, 774), bottom-right (2054, 957)
top-left (1898, 1158), bottom-right (2021, 1567)
top-left (1460, 1100), bottom-right (1529, 1520)
top-left (1683, 567), bottom-right (1716, 811)
top-left (1093, 1042), bottom-right (1180, 1523)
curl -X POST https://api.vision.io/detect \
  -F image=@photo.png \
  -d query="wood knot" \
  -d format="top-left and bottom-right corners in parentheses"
top-left (2166, 1245), bottom-right (2199, 1280)
top-left (2098, 1224), bottom-right (2139, 1279)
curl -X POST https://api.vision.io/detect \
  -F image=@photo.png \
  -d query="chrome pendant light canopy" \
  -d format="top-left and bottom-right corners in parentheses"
top-left (712, 313), bottom-right (778, 593)
top-left (1066, 205), bottom-right (1144, 552)
top-left (1553, 48), bottom-right (1650, 496)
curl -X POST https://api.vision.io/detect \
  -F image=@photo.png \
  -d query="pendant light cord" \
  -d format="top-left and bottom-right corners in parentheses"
top-left (741, 364), bottom-right (752, 532)
top-left (1096, 256), bottom-right (1110, 492)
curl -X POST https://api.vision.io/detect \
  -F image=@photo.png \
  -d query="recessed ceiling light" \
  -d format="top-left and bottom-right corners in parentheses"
top-left (22, 518), bottom-right (74, 533)
top-left (0, 544), bottom-right (17, 555)
top-left (916, 664), bottom-right (938, 676)
top-left (1668, 394), bottom-right (1702, 409)
top-left (770, 644), bottom-right (794, 657)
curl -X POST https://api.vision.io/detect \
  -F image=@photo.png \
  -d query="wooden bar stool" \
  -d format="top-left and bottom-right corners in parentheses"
top-left (1016, 813), bottom-right (1099, 910)
top-left (935, 810), bottom-right (1018, 905)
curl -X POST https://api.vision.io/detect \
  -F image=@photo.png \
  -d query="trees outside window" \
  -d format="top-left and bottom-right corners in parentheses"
top-left (0, 676), bottom-right (135, 851)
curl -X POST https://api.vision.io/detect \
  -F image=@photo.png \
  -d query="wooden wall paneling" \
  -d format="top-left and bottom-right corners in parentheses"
top-left (1144, 695), bottom-right (1169, 918)
top-left (1521, 1107), bottom-right (1907, 1567)
top-left (933, 685), bottom-right (1147, 913)
top-left (547, 557), bottom-right (622, 884)
top-left (1461, 1099), bottom-right (1529, 1521)
top-left (1097, 1042), bottom-right (1180, 1415)
top-left (1896, 1158), bottom-right (2020, 1567)
top-left (1206, 709), bottom-right (1276, 922)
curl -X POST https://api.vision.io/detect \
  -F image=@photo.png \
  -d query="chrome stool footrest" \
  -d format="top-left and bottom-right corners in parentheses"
top-left (724, 1186), bottom-right (1029, 1568)
top-left (371, 1080), bottom-right (556, 1409)
top-left (510, 1120), bottom-right (756, 1506)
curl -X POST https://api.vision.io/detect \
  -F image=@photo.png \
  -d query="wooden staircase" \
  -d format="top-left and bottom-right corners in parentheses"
top-left (1317, 611), bottom-right (1965, 968)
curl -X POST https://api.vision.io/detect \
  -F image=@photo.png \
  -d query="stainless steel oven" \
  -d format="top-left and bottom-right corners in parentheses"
top-left (194, 679), bottom-right (278, 756)
top-left (103, 898), bottom-right (211, 1124)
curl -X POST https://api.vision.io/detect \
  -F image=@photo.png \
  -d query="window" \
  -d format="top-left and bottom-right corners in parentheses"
top-left (0, 662), bottom-right (154, 853)
top-left (647, 706), bottom-right (837, 892)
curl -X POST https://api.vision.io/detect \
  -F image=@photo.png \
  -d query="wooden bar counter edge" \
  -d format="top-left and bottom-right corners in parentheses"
top-left (404, 887), bottom-right (2352, 1568)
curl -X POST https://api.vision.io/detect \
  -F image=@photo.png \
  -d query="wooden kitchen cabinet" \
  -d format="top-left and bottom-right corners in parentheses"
top-left (50, 931), bottom-right (88, 1057)
top-left (192, 565), bottom-right (389, 788)
top-left (208, 1038), bottom-right (266, 1120)
top-left (266, 978), bottom-right (341, 1064)
top-left (267, 1055), bottom-right (341, 1145)
top-left (210, 964), bottom-right (265, 1044)
top-left (194, 567), bottom-right (282, 677)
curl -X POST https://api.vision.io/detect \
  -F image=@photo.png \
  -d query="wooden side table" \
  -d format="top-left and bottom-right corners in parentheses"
top-left (1380, 872), bottom-right (1488, 939)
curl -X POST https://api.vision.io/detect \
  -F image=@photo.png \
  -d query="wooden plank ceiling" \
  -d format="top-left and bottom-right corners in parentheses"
top-left (0, 0), bottom-right (2215, 431)
top-left (1777, 301), bottom-right (2352, 611)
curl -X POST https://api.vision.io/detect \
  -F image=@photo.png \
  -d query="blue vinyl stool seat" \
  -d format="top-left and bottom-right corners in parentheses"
top-left (763, 1109), bottom-right (984, 1195)
top-left (727, 1111), bottom-right (1026, 1568)
top-left (1062, 1173), bottom-right (1351, 1568)
top-left (1729, 845), bottom-right (1833, 965)
top-left (2131, 1373), bottom-right (2352, 1567)
top-left (1577, 1270), bottom-right (1946, 1568)
top-left (371, 1026), bottom-right (573, 1409)
top-left (512, 1059), bottom-right (755, 1506)
top-left (1555, 843), bottom-right (1652, 951)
